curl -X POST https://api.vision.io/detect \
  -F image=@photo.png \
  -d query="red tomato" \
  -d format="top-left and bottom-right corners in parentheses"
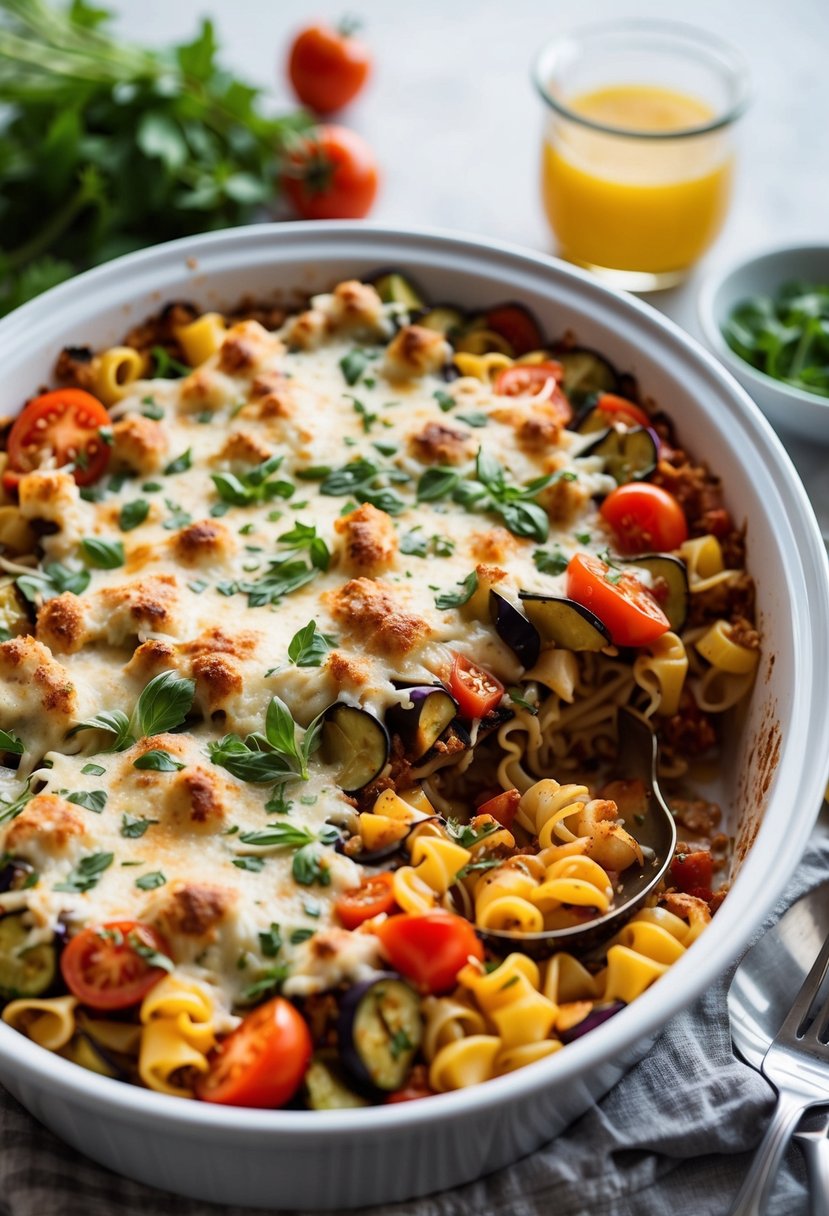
top-left (196, 997), bottom-right (312, 1108)
top-left (475, 789), bottom-right (521, 830)
top-left (593, 393), bottom-right (651, 430)
top-left (566, 552), bottom-right (670, 648)
top-left (335, 872), bottom-right (396, 929)
top-left (449, 653), bottom-right (504, 719)
top-left (484, 305), bottom-right (544, 356)
top-left (670, 850), bottom-right (714, 897)
top-left (375, 912), bottom-right (484, 995)
top-left (287, 21), bottom-right (371, 114)
top-left (4, 388), bottom-right (110, 491)
top-left (494, 362), bottom-right (572, 427)
top-left (387, 1081), bottom-right (436, 1103)
top-left (60, 921), bottom-right (171, 1011)
top-left (281, 125), bottom-right (378, 220)
top-left (600, 483), bottom-right (689, 555)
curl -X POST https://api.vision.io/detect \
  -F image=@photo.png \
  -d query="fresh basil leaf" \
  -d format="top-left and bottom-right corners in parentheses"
top-left (208, 737), bottom-right (293, 783)
top-left (16, 561), bottom-right (90, 603)
top-left (434, 570), bottom-right (478, 610)
top-left (238, 823), bottom-right (316, 849)
top-left (290, 927), bottom-right (315, 944)
top-left (128, 935), bottom-right (174, 973)
top-left (54, 851), bottom-right (114, 893)
top-left (533, 546), bottom-right (568, 576)
top-left (339, 348), bottom-right (374, 386)
top-left (81, 537), bottom-right (125, 569)
top-left (291, 843), bottom-right (331, 887)
top-left (417, 466), bottom-right (459, 502)
top-left (496, 500), bottom-right (549, 542)
top-left (133, 670), bottom-right (196, 738)
top-left (120, 813), bottom-right (159, 838)
top-left (476, 447), bottom-right (504, 492)
top-left (258, 923), bottom-right (282, 958)
top-left (232, 856), bottom-right (266, 872)
top-left (66, 709), bottom-right (133, 752)
top-left (135, 870), bottom-right (166, 890)
top-left (265, 696), bottom-right (300, 760)
top-left (81, 763), bottom-right (106, 777)
top-left (287, 621), bottom-right (337, 667)
top-left (119, 499), bottom-right (150, 532)
top-left (455, 411), bottom-right (488, 428)
top-left (0, 729), bottom-right (24, 756)
top-left (163, 448), bottom-right (192, 475)
top-left (65, 789), bottom-right (107, 813)
top-left (133, 749), bottom-right (186, 772)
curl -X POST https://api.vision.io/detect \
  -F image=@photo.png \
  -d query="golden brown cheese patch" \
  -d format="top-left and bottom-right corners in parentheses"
top-left (328, 280), bottom-right (384, 333)
top-left (218, 320), bottom-right (281, 374)
top-left (213, 430), bottom-right (273, 466)
top-left (179, 368), bottom-right (230, 411)
top-left (190, 653), bottom-right (243, 712)
top-left (110, 415), bottom-right (168, 475)
top-left (334, 503), bottom-right (398, 575)
top-left (325, 650), bottom-right (370, 688)
top-left (164, 766), bottom-right (229, 835)
top-left (180, 627), bottom-right (260, 660)
top-left (149, 880), bottom-right (238, 941)
top-left (408, 421), bottom-right (475, 466)
top-left (0, 635), bottom-right (76, 718)
top-left (6, 793), bottom-right (88, 856)
top-left (469, 527), bottom-right (519, 564)
top-left (124, 638), bottom-right (179, 680)
top-left (170, 519), bottom-right (236, 565)
top-left (384, 325), bottom-right (450, 380)
top-left (36, 593), bottom-right (86, 654)
top-left (326, 578), bottom-right (429, 658)
top-left (283, 307), bottom-right (327, 351)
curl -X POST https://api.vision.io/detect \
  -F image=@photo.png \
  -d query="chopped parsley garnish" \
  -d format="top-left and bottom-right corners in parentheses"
top-left (399, 530), bottom-right (429, 557)
top-left (258, 923), bottom-right (283, 958)
top-left (135, 870), bottom-right (166, 890)
top-left (508, 687), bottom-right (539, 715)
top-left (140, 397), bottom-right (165, 421)
top-left (240, 965), bottom-right (290, 1004)
top-left (119, 499), bottom-right (150, 532)
top-left (348, 395), bottom-right (378, 432)
top-left (129, 935), bottom-right (174, 973)
top-left (120, 814), bottom-right (158, 838)
top-left (533, 546), bottom-right (568, 576)
top-left (81, 537), bottom-right (125, 569)
top-left (445, 817), bottom-right (500, 849)
top-left (456, 857), bottom-right (503, 879)
top-left (456, 411), bottom-right (489, 428)
top-left (339, 347), bottom-right (377, 386)
top-left (133, 749), bottom-right (187, 772)
top-left (390, 1028), bottom-right (414, 1059)
top-left (162, 498), bottom-right (192, 530)
top-left (187, 579), bottom-right (208, 594)
top-left (234, 523), bottom-right (330, 608)
top-left (320, 458), bottom-right (408, 516)
top-left (54, 851), bottom-right (114, 893)
top-left (287, 620), bottom-right (337, 667)
top-left (232, 857), bottom-right (266, 872)
top-left (65, 789), bottom-right (107, 813)
top-left (434, 570), bottom-right (478, 610)
top-left (163, 448), bottom-right (193, 475)
top-left (289, 927), bottom-right (315, 944)
top-left (434, 389), bottom-right (455, 412)
top-left (81, 763), bottom-right (106, 777)
top-left (152, 347), bottom-right (191, 379)
top-left (291, 844), bottom-right (331, 887)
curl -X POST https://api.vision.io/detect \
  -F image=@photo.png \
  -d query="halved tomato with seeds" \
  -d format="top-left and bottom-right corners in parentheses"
top-left (60, 920), bottom-right (171, 1010)
top-left (4, 388), bottom-right (111, 491)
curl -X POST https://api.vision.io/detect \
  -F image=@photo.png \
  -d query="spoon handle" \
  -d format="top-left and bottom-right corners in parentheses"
top-left (794, 1112), bottom-right (829, 1216)
top-left (728, 1088), bottom-right (810, 1216)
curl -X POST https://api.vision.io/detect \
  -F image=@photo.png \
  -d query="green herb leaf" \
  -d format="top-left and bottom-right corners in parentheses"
top-left (240, 965), bottom-right (290, 1003)
top-left (133, 749), bottom-right (186, 772)
top-left (121, 814), bottom-right (158, 838)
top-left (135, 870), bottom-right (166, 890)
top-left (232, 856), bottom-right (266, 872)
top-left (66, 710), bottom-right (132, 752)
top-left (339, 348), bottom-right (375, 386)
top-left (81, 537), bottom-right (125, 569)
top-left (292, 843), bottom-right (331, 887)
top-left (65, 789), bottom-right (107, 813)
top-left (54, 851), bottom-right (114, 893)
top-left (128, 934), bottom-right (174, 973)
top-left (164, 449), bottom-right (192, 476)
top-left (258, 923), bottom-right (282, 958)
top-left (434, 570), bottom-right (478, 610)
top-left (455, 411), bottom-right (489, 428)
top-left (533, 547), bottom-right (568, 576)
top-left (16, 561), bottom-right (90, 604)
top-left (287, 620), bottom-right (337, 667)
top-left (81, 763), bottom-right (106, 777)
top-left (399, 530), bottom-right (429, 557)
top-left (0, 729), bottom-right (24, 756)
top-left (289, 927), bottom-right (315, 944)
top-left (417, 466), bottom-right (460, 503)
top-left (119, 499), bottom-right (150, 532)
top-left (132, 670), bottom-right (196, 738)
top-left (434, 390), bottom-right (455, 412)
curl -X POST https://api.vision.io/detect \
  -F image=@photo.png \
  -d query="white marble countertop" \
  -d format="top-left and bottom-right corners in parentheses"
top-left (116, 0), bottom-right (829, 520)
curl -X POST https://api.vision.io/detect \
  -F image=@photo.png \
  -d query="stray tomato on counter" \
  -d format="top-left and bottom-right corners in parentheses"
top-left (281, 124), bottom-right (379, 220)
top-left (287, 19), bottom-right (372, 114)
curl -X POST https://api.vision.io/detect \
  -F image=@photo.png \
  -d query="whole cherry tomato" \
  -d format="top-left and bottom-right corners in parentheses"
top-left (600, 483), bottom-right (689, 554)
top-left (375, 912), bottom-right (484, 995)
top-left (287, 20), bottom-right (371, 114)
top-left (282, 125), bottom-right (379, 220)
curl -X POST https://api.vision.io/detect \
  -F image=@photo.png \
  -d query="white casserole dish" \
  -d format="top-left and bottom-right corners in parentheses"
top-left (0, 222), bottom-right (827, 1210)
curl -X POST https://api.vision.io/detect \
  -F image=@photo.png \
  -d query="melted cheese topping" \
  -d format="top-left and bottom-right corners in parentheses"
top-left (0, 288), bottom-right (618, 1013)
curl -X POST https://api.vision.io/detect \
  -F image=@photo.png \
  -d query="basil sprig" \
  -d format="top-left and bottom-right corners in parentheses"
top-left (68, 669), bottom-right (196, 751)
top-left (208, 696), bottom-right (323, 785)
top-left (320, 458), bottom-right (408, 516)
top-left (210, 455), bottom-right (295, 508)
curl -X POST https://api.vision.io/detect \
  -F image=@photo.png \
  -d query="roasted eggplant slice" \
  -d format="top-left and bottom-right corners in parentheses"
top-left (621, 554), bottom-right (689, 632)
top-left (484, 303), bottom-right (544, 356)
top-left (370, 271), bottom-right (425, 312)
top-left (0, 578), bottom-right (29, 638)
top-left (338, 974), bottom-right (423, 1092)
top-left (519, 593), bottom-right (611, 651)
top-left (417, 306), bottom-right (465, 337)
top-left (320, 703), bottom-right (390, 794)
top-left (557, 349), bottom-right (618, 404)
top-left (0, 858), bottom-right (36, 893)
top-left (489, 590), bottom-right (540, 669)
top-left (305, 1054), bottom-right (370, 1109)
top-left (386, 686), bottom-right (459, 761)
top-left (0, 914), bottom-right (57, 999)
top-left (583, 426), bottom-right (658, 484)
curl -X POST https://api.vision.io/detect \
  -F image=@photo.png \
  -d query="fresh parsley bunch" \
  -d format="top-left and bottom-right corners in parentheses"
top-left (0, 0), bottom-right (309, 314)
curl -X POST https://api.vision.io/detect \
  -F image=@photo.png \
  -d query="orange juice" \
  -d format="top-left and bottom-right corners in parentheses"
top-left (541, 85), bottom-right (733, 275)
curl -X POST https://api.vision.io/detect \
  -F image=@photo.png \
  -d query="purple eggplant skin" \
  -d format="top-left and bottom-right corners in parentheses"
top-left (336, 817), bottom-right (441, 867)
top-left (338, 973), bottom-right (423, 1093)
top-left (489, 590), bottom-right (540, 670)
top-left (320, 703), bottom-right (390, 795)
top-left (0, 858), bottom-right (35, 894)
top-left (386, 686), bottom-right (459, 761)
top-left (560, 1001), bottom-right (625, 1043)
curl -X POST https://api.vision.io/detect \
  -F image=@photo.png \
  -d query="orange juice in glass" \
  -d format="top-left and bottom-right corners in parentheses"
top-left (534, 22), bottom-right (750, 290)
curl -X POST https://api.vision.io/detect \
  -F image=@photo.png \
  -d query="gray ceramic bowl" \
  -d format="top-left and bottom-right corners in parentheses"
top-left (698, 242), bottom-right (829, 441)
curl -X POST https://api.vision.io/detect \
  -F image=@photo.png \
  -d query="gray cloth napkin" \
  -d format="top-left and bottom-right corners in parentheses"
top-left (3, 820), bottom-right (827, 1216)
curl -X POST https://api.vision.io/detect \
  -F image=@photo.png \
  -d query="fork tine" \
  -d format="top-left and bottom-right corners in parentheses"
top-left (776, 929), bottom-right (829, 1044)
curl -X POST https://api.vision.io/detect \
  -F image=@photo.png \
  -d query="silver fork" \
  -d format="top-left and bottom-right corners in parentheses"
top-left (729, 930), bottom-right (829, 1215)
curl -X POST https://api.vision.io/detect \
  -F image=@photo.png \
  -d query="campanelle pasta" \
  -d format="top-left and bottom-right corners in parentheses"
top-left (0, 274), bottom-right (757, 1108)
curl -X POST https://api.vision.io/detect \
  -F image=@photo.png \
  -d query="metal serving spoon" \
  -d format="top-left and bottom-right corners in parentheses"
top-left (728, 878), bottom-right (829, 1216)
top-left (479, 708), bottom-right (677, 959)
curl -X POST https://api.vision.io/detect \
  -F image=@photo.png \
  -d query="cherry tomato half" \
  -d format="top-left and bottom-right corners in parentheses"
top-left (593, 393), bottom-right (651, 430)
top-left (196, 997), bottom-right (312, 1108)
top-left (4, 388), bottom-right (111, 491)
top-left (375, 912), bottom-right (484, 995)
top-left (475, 788), bottom-right (521, 830)
top-left (287, 20), bottom-right (371, 115)
top-left (670, 850), bottom-right (714, 898)
top-left (566, 552), bottom-right (670, 648)
top-left (449, 653), bottom-right (504, 719)
top-left (494, 362), bottom-right (572, 427)
top-left (281, 125), bottom-right (379, 221)
top-left (60, 920), bottom-right (171, 1011)
top-left (335, 872), bottom-right (396, 929)
top-left (600, 483), bottom-right (689, 555)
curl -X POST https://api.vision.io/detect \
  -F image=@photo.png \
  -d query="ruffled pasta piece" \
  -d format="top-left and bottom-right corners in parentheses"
top-left (474, 865), bottom-right (543, 932)
top-left (543, 952), bottom-right (601, 1004)
top-left (140, 973), bottom-right (217, 1053)
top-left (532, 855), bottom-right (613, 918)
top-left (633, 631), bottom-right (688, 717)
top-left (138, 1017), bottom-right (210, 1098)
top-left (517, 779), bottom-right (590, 847)
top-left (452, 351), bottom-right (512, 380)
top-left (525, 649), bottom-right (579, 700)
top-left (392, 866), bottom-right (439, 914)
top-left (679, 535), bottom-right (739, 593)
top-left (496, 1039), bottom-right (563, 1074)
top-left (611, 920), bottom-right (686, 965)
top-left (459, 954), bottom-right (557, 1048)
top-left (421, 995), bottom-right (487, 1062)
top-left (76, 1014), bottom-right (142, 1056)
top-left (631, 906), bottom-right (691, 944)
top-left (2, 994), bottom-right (77, 1051)
top-left (695, 620), bottom-right (760, 676)
top-left (408, 836), bottom-right (470, 895)
top-left (428, 1035), bottom-right (502, 1092)
top-left (176, 312), bottom-right (227, 367)
top-left (601, 944), bottom-right (669, 1003)
top-left (93, 346), bottom-right (147, 405)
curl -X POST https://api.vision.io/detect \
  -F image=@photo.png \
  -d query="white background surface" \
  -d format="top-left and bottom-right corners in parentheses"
top-left (112, 0), bottom-right (829, 525)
